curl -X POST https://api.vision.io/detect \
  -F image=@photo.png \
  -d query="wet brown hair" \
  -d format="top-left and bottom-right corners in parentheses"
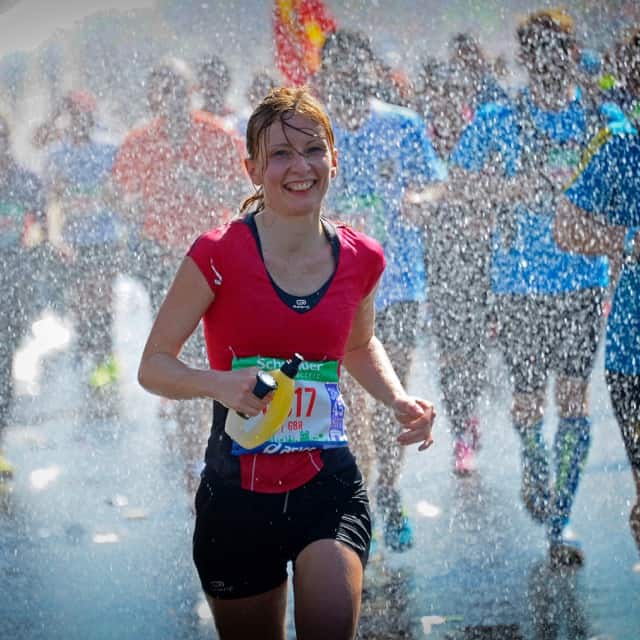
top-left (240, 86), bottom-right (335, 214)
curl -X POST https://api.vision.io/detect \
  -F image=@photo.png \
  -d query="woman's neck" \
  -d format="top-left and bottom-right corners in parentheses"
top-left (255, 209), bottom-right (325, 257)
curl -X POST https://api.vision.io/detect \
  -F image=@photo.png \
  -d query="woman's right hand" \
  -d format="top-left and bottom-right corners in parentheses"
top-left (213, 367), bottom-right (274, 417)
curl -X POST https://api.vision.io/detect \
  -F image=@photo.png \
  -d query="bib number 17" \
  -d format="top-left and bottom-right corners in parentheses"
top-left (291, 386), bottom-right (316, 418)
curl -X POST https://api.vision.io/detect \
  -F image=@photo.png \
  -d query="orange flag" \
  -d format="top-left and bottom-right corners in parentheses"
top-left (273, 0), bottom-right (337, 86)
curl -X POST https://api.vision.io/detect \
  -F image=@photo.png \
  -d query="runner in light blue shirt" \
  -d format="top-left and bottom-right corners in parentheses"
top-left (449, 9), bottom-right (608, 567)
top-left (317, 29), bottom-right (445, 553)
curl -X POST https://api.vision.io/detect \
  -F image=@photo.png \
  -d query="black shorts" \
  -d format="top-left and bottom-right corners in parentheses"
top-left (606, 370), bottom-right (640, 473)
top-left (496, 288), bottom-right (604, 394)
top-left (192, 464), bottom-right (371, 600)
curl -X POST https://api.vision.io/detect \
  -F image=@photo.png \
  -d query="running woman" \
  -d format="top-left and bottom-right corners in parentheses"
top-left (138, 87), bottom-right (436, 640)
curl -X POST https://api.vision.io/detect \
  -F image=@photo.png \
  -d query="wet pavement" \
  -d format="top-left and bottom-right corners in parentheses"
top-left (1, 276), bottom-right (639, 640)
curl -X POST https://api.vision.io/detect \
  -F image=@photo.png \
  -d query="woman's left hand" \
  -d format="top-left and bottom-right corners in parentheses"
top-left (392, 396), bottom-right (436, 451)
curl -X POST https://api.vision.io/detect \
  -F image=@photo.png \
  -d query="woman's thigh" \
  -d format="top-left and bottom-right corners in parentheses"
top-left (293, 539), bottom-right (364, 640)
top-left (208, 581), bottom-right (288, 640)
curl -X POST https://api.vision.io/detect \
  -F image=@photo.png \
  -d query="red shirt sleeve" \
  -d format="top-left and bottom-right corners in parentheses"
top-left (360, 233), bottom-right (386, 299)
top-left (187, 226), bottom-right (228, 293)
top-left (336, 224), bottom-right (386, 300)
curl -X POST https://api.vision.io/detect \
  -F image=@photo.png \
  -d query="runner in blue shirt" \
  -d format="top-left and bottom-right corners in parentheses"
top-left (555, 26), bottom-right (640, 556)
top-left (449, 8), bottom-right (608, 567)
top-left (316, 29), bottom-right (445, 552)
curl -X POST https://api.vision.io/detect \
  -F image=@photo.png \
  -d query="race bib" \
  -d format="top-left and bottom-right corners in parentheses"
top-left (229, 356), bottom-right (348, 455)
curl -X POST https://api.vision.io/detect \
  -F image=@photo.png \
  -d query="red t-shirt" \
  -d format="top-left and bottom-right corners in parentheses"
top-left (113, 110), bottom-right (248, 251)
top-left (187, 217), bottom-right (385, 493)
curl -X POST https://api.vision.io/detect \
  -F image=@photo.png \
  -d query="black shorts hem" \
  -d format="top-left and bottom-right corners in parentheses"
top-left (201, 576), bottom-right (288, 601)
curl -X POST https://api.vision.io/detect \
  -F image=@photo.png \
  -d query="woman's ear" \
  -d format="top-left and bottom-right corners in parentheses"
top-left (244, 157), bottom-right (262, 186)
top-left (330, 147), bottom-right (338, 178)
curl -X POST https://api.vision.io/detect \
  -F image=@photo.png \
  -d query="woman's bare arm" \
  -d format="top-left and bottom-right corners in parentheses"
top-left (343, 287), bottom-right (436, 451)
top-left (137, 257), bottom-right (271, 417)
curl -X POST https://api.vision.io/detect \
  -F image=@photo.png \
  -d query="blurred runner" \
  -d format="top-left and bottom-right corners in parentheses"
top-left (555, 26), bottom-right (640, 557)
top-left (33, 90), bottom-right (123, 418)
top-left (235, 69), bottom-right (280, 138)
top-left (113, 57), bottom-right (249, 490)
top-left (414, 57), bottom-right (472, 160)
top-left (413, 58), bottom-right (494, 475)
top-left (114, 57), bottom-right (247, 311)
top-left (245, 70), bottom-right (280, 108)
top-left (316, 29), bottom-right (445, 552)
top-left (447, 32), bottom-right (509, 113)
top-left (448, 9), bottom-right (609, 567)
top-left (195, 54), bottom-right (237, 130)
top-left (594, 29), bottom-right (640, 133)
top-left (0, 114), bottom-right (47, 476)
top-left (371, 56), bottom-right (414, 109)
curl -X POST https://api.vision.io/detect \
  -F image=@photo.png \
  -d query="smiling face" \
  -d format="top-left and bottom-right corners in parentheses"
top-left (245, 112), bottom-right (337, 219)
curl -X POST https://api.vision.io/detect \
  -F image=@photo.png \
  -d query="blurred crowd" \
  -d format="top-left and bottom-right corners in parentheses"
top-left (0, 5), bottom-right (639, 570)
